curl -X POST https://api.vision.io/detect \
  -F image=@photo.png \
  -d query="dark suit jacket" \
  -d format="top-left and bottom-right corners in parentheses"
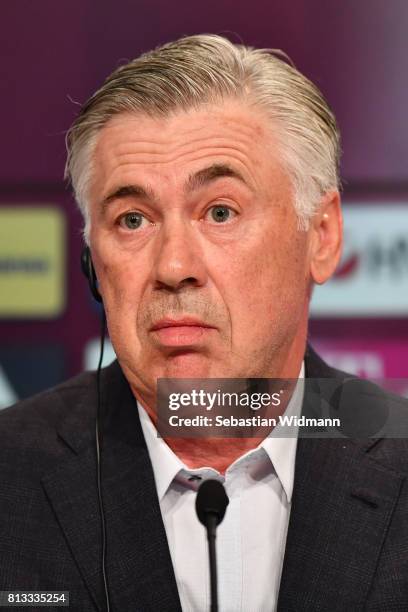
top-left (1, 346), bottom-right (408, 611)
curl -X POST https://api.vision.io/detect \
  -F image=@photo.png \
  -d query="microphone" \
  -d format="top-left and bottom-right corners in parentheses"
top-left (196, 479), bottom-right (229, 612)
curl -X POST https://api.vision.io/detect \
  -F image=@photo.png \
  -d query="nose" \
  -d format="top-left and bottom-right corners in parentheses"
top-left (152, 218), bottom-right (208, 291)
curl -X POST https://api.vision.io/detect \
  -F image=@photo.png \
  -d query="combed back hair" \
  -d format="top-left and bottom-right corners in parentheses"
top-left (65, 34), bottom-right (341, 242)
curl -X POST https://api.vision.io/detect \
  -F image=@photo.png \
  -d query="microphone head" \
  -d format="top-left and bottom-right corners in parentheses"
top-left (196, 479), bottom-right (229, 528)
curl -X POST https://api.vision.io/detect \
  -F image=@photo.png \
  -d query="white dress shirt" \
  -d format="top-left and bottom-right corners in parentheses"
top-left (138, 364), bottom-right (304, 612)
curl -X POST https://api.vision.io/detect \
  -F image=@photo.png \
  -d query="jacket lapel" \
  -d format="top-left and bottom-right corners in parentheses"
top-left (277, 347), bottom-right (405, 610)
top-left (41, 361), bottom-right (181, 612)
top-left (278, 436), bottom-right (403, 610)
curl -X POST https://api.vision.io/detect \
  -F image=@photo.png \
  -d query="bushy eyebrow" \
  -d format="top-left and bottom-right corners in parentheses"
top-left (101, 163), bottom-right (249, 207)
top-left (102, 184), bottom-right (156, 206)
top-left (184, 163), bottom-right (248, 193)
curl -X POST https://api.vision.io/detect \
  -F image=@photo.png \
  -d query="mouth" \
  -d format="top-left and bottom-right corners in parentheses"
top-left (150, 317), bottom-right (217, 347)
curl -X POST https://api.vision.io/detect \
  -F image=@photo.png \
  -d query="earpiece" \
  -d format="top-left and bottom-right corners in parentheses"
top-left (81, 246), bottom-right (103, 303)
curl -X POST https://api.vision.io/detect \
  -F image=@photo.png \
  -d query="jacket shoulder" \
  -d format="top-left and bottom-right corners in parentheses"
top-left (0, 369), bottom-right (97, 450)
top-left (306, 345), bottom-right (408, 472)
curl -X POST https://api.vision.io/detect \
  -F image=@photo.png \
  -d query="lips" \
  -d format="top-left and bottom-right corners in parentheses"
top-left (150, 317), bottom-right (214, 331)
top-left (150, 317), bottom-right (216, 347)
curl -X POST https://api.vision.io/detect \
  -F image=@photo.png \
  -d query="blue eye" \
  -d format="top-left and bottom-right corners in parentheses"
top-left (120, 212), bottom-right (145, 230)
top-left (207, 205), bottom-right (236, 223)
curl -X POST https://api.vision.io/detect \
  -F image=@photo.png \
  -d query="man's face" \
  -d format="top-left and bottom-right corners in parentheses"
top-left (88, 101), bottom-right (317, 400)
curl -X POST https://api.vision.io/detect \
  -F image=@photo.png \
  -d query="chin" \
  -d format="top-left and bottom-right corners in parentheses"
top-left (159, 351), bottom-right (214, 379)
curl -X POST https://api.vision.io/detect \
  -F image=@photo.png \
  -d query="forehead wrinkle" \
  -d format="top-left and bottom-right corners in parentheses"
top-left (94, 115), bottom-right (279, 200)
top-left (110, 128), bottom-right (261, 157)
top-left (102, 148), bottom-right (260, 195)
top-left (104, 108), bottom-right (265, 148)
top-left (107, 140), bottom-right (263, 172)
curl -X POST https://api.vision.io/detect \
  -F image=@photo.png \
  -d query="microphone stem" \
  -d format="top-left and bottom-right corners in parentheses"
top-left (206, 513), bottom-right (219, 612)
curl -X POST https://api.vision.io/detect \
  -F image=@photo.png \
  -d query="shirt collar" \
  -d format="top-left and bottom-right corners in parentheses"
top-left (259, 361), bottom-right (304, 503)
top-left (138, 361), bottom-right (304, 504)
top-left (138, 403), bottom-right (185, 501)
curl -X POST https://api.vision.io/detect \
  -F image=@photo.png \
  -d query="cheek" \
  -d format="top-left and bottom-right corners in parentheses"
top-left (99, 261), bottom-right (128, 303)
top-left (93, 230), bottom-right (150, 305)
top-left (95, 255), bottom-right (144, 338)
top-left (217, 230), bottom-right (309, 324)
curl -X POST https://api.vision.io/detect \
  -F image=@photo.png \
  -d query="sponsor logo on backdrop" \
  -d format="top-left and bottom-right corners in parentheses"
top-left (0, 365), bottom-right (18, 410)
top-left (83, 338), bottom-right (116, 370)
top-left (0, 345), bottom-right (65, 410)
top-left (319, 349), bottom-right (385, 378)
top-left (0, 206), bottom-right (65, 317)
top-left (311, 204), bottom-right (408, 316)
top-left (314, 339), bottom-right (408, 395)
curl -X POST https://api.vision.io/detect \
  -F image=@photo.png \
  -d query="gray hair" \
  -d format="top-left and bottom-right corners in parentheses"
top-left (65, 34), bottom-right (341, 242)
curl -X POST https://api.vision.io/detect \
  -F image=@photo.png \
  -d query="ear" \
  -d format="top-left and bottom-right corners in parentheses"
top-left (309, 190), bottom-right (343, 285)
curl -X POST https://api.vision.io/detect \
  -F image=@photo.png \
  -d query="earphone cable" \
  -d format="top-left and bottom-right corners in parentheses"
top-left (95, 308), bottom-right (111, 612)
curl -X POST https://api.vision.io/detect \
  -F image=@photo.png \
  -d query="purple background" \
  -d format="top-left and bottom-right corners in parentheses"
top-left (1, 0), bottom-right (408, 400)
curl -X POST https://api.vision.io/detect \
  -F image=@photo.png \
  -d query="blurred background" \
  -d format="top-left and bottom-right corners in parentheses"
top-left (1, 0), bottom-right (408, 408)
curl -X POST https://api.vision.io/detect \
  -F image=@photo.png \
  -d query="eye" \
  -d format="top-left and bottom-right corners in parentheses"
top-left (118, 211), bottom-right (149, 230)
top-left (205, 204), bottom-right (237, 224)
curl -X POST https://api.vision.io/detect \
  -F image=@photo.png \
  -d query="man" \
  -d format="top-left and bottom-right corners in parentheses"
top-left (1, 34), bottom-right (408, 611)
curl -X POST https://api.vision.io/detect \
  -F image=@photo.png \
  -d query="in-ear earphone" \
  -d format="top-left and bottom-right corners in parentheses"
top-left (81, 246), bottom-right (103, 303)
